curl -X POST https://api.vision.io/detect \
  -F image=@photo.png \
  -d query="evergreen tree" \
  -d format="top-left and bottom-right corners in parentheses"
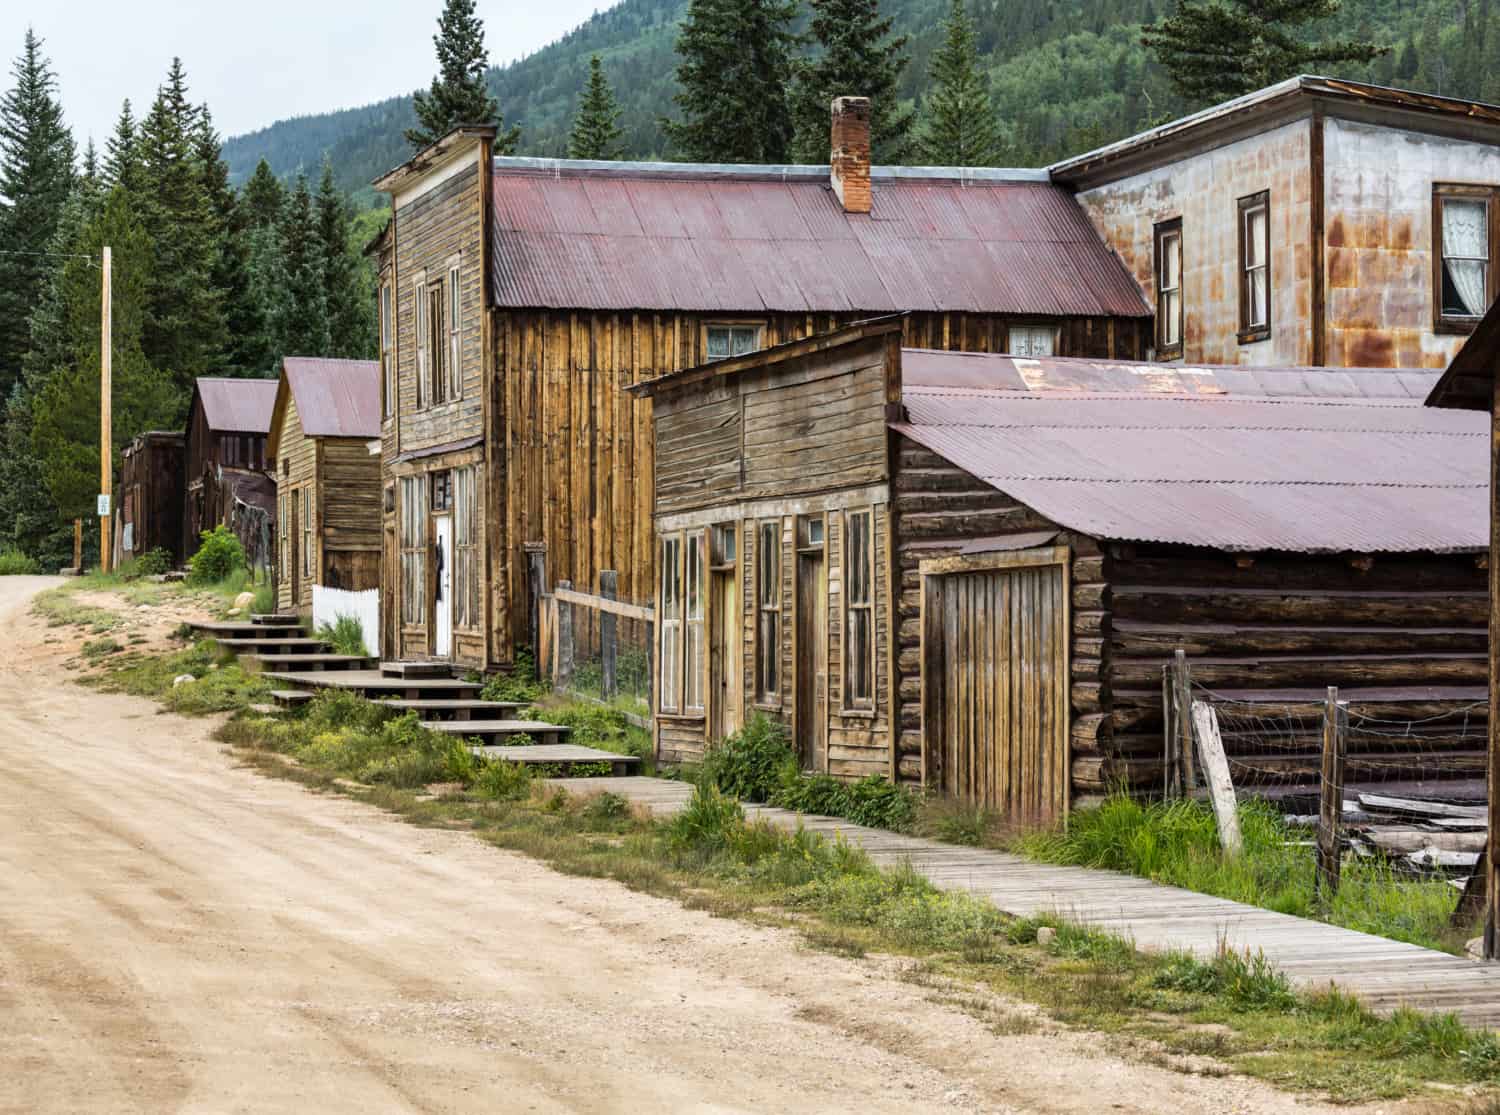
top-left (197, 106), bottom-right (262, 377)
top-left (1484, 8), bottom-right (1500, 103)
top-left (1413, 3), bottom-right (1449, 93)
top-left (406, 0), bottom-right (518, 153)
top-left (1142, 0), bottom-right (1385, 104)
top-left (917, 0), bottom-right (1001, 166)
top-left (241, 158), bottom-right (285, 231)
top-left (788, 0), bottom-right (914, 163)
top-left (569, 55), bottom-right (625, 160)
top-left (278, 173), bottom-right (330, 356)
top-left (0, 29), bottom-right (75, 401)
top-left (1396, 34), bottom-right (1420, 81)
top-left (103, 98), bottom-right (139, 192)
top-left (663, 0), bottom-right (800, 162)
top-left (315, 157), bottom-right (372, 357)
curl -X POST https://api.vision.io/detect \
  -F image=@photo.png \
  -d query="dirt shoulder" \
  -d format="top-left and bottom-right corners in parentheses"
top-left (0, 576), bottom-right (1427, 1114)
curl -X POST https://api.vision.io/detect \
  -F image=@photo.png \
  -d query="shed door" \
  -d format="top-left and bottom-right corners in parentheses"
top-left (922, 554), bottom-right (1069, 824)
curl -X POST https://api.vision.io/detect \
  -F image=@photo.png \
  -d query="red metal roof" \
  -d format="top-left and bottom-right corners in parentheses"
top-left (193, 377), bottom-right (279, 434)
top-left (281, 357), bottom-right (381, 439)
top-left (489, 164), bottom-right (1151, 318)
top-left (894, 350), bottom-right (1488, 554)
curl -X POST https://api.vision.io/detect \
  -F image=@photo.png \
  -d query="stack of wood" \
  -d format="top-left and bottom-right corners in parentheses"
top-left (1292, 792), bottom-right (1487, 880)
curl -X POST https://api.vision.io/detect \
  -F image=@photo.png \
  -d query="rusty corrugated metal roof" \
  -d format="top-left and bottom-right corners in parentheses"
top-left (282, 357), bottom-right (381, 439)
top-left (194, 377), bottom-right (278, 434)
top-left (895, 350), bottom-right (1488, 554)
top-left (489, 164), bottom-right (1150, 318)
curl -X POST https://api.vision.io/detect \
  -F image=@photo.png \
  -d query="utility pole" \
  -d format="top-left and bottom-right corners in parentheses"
top-left (99, 245), bottom-right (112, 573)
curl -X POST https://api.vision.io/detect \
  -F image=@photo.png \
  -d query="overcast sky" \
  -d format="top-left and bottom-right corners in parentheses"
top-left (3, 0), bottom-right (603, 151)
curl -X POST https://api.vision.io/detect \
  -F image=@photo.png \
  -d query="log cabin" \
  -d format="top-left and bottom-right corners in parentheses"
top-left (634, 316), bottom-right (1491, 819)
top-left (183, 376), bottom-right (278, 566)
top-left (119, 430), bottom-right (185, 565)
top-left (369, 98), bottom-right (1153, 670)
top-left (267, 357), bottom-right (382, 614)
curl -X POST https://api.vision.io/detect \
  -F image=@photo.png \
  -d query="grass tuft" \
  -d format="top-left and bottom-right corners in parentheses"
top-left (316, 613), bottom-right (367, 656)
top-left (0, 548), bottom-right (41, 575)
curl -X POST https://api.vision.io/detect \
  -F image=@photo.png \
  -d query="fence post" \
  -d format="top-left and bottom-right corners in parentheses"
top-left (600, 569), bottom-right (618, 700)
top-left (72, 518), bottom-right (82, 571)
top-left (1162, 664), bottom-right (1179, 798)
top-left (645, 618), bottom-right (655, 715)
top-left (1316, 685), bottom-right (1348, 902)
top-left (556, 580), bottom-right (574, 691)
top-left (1173, 649), bottom-right (1196, 791)
top-left (525, 543), bottom-right (548, 667)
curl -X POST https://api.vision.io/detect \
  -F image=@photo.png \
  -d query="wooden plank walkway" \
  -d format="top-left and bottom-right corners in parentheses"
top-left (546, 776), bottom-right (1500, 1027)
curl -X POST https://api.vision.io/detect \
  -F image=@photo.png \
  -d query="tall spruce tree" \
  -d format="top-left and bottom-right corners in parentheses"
top-left (103, 98), bottom-right (140, 192)
top-left (0, 29), bottom-right (75, 401)
top-left (1413, 3), bottom-right (1449, 93)
top-left (241, 158), bottom-right (285, 231)
top-left (663, 0), bottom-right (800, 162)
top-left (789, 0), bottom-right (914, 163)
top-left (1142, 0), bottom-right (1385, 104)
top-left (315, 158), bottom-right (372, 357)
top-left (197, 106), bottom-right (262, 377)
top-left (917, 0), bottom-right (1002, 166)
top-left (406, 0), bottom-right (518, 153)
top-left (279, 173), bottom-right (329, 356)
top-left (569, 55), bottom-right (625, 160)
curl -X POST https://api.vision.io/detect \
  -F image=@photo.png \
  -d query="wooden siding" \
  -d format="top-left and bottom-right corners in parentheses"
top-left (120, 435), bottom-right (184, 564)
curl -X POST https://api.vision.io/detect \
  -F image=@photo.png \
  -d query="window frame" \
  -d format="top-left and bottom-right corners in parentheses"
top-left (379, 278), bottom-right (394, 417)
top-left (659, 533), bottom-right (682, 715)
top-left (412, 272), bottom-right (428, 410)
top-left (1433, 183), bottom-right (1500, 335)
top-left (427, 281), bottom-right (447, 406)
top-left (1004, 323), bottom-right (1059, 358)
top-left (301, 486), bottom-right (313, 579)
top-left (702, 320), bottom-right (766, 362)
top-left (842, 508), bottom-right (875, 713)
top-left (452, 466), bottom-right (479, 631)
top-left (399, 475), bottom-right (427, 628)
top-left (446, 256), bottom-right (462, 402)
top-left (755, 519), bottom-right (782, 705)
top-left (1153, 217), bottom-right (1184, 360)
top-left (1237, 191), bottom-right (1271, 344)
top-left (684, 531), bottom-right (705, 713)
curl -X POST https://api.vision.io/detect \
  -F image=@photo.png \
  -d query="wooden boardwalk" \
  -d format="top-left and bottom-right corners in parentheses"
top-left (547, 776), bottom-right (1500, 1027)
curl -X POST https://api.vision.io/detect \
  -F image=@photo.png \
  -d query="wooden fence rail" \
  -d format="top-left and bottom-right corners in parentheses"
top-left (542, 571), bottom-right (655, 731)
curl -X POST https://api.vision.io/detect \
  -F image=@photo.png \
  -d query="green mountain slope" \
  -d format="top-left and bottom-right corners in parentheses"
top-left (222, 0), bottom-right (1474, 196)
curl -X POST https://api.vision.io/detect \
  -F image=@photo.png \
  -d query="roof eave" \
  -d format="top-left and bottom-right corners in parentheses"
top-left (374, 125), bottom-right (497, 194)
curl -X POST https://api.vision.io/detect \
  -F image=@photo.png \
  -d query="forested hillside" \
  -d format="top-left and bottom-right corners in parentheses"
top-left (224, 0), bottom-right (1481, 195)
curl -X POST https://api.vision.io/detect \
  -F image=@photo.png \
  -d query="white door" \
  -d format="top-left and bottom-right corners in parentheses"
top-left (434, 513), bottom-right (453, 658)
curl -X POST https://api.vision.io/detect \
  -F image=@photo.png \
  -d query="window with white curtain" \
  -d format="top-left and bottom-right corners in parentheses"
top-left (1154, 218), bottom-right (1183, 357)
top-left (1238, 191), bottom-right (1270, 339)
top-left (1438, 190), bottom-right (1491, 325)
top-left (1005, 325), bottom-right (1056, 357)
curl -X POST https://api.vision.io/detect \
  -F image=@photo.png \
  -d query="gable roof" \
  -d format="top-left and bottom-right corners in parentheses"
top-left (1426, 296), bottom-right (1500, 411)
top-left (896, 351), bottom-right (1486, 554)
top-left (270, 357), bottom-right (381, 450)
top-left (192, 377), bottom-right (278, 435)
top-left (489, 160), bottom-right (1150, 319)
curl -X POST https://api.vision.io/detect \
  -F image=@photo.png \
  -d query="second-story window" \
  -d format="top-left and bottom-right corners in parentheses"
top-left (414, 275), bottom-right (428, 409)
top-left (1238, 191), bottom-right (1270, 342)
top-left (1436, 185), bottom-right (1496, 331)
top-left (379, 280), bottom-right (393, 417)
top-left (447, 259), bottom-right (462, 401)
top-left (705, 323), bottom-right (762, 361)
top-left (756, 520), bottom-right (781, 702)
top-left (427, 282), bottom-right (447, 405)
top-left (1154, 218), bottom-right (1183, 359)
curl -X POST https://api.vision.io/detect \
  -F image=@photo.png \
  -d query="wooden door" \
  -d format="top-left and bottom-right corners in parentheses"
top-left (921, 552), bottom-right (1069, 824)
top-left (709, 569), bottom-right (741, 745)
top-left (795, 549), bottom-right (827, 772)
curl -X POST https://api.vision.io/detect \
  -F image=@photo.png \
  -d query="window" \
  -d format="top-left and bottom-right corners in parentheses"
top-left (705, 323), bottom-right (763, 361)
top-left (1238, 191), bottom-right (1270, 342)
top-left (430, 470), bottom-right (451, 511)
top-left (400, 475), bottom-right (427, 626)
top-left (447, 260), bottom-right (462, 401)
top-left (756, 520), bottom-right (781, 700)
top-left (301, 487), bottom-right (312, 578)
top-left (1006, 325), bottom-right (1056, 357)
top-left (413, 276), bottom-right (428, 409)
top-left (1154, 218), bottom-right (1183, 358)
top-left (660, 535), bottom-right (681, 713)
top-left (684, 532), bottom-right (705, 711)
top-left (713, 523), bottom-right (737, 566)
top-left (1435, 185), bottom-right (1497, 330)
top-left (379, 280), bottom-right (393, 417)
top-left (453, 466), bottom-right (479, 630)
top-left (427, 283), bottom-right (447, 404)
top-left (844, 509), bottom-right (873, 708)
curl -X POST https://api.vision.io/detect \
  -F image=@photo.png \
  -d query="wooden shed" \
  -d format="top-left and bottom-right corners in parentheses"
top-left (183, 376), bottom-right (278, 568)
top-left (119, 430), bottom-right (185, 565)
top-left (635, 318), bottom-right (1491, 821)
top-left (267, 357), bottom-right (382, 614)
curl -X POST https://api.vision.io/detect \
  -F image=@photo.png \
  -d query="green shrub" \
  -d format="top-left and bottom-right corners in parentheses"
top-left (0, 549), bottom-right (40, 575)
top-left (772, 769), bottom-right (917, 830)
top-left (187, 525), bottom-right (245, 585)
top-left (702, 714), bottom-right (796, 802)
top-left (664, 784), bottom-right (745, 852)
top-left (316, 614), bottom-right (367, 656)
top-left (250, 581), bottom-right (275, 615)
top-left (481, 647), bottom-right (546, 703)
top-left (134, 548), bottom-right (171, 577)
top-left (1154, 943), bottom-right (1297, 1011)
top-left (81, 637), bottom-right (122, 659)
top-left (473, 758), bottom-right (533, 800)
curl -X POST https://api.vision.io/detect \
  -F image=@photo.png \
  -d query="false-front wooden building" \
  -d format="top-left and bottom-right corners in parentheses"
top-left (636, 318), bottom-right (1490, 820)
top-left (370, 99), bottom-right (1152, 669)
top-left (268, 357), bottom-right (382, 614)
top-left (119, 430), bottom-right (185, 565)
top-left (183, 376), bottom-right (278, 567)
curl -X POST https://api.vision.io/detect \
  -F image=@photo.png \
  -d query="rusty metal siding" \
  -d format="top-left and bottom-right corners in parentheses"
top-left (1073, 117), bottom-right (1316, 366)
top-left (283, 357), bottom-right (381, 439)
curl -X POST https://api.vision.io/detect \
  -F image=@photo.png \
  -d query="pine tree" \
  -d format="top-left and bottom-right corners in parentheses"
top-left (315, 157), bottom-right (372, 357)
top-left (1413, 3), bottom-right (1449, 93)
top-left (569, 55), bottom-right (625, 160)
top-left (406, 0), bottom-right (518, 153)
top-left (1396, 34), bottom-right (1420, 81)
top-left (241, 158), bottom-right (285, 231)
top-left (917, 0), bottom-right (1002, 166)
top-left (103, 98), bottom-right (139, 192)
top-left (788, 0), bottom-right (914, 163)
top-left (0, 29), bottom-right (75, 401)
top-left (1142, 0), bottom-right (1385, 104)
top-left (1484, 8), bottom-right (1500, 103)
top-left (663, 0), bottom-right (800, 162)
top-left (279, 173), bottom-right (329, 357)
top-left (197, 106), bottom-right (262, 377)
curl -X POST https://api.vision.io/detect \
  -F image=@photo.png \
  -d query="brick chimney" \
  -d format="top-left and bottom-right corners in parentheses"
top-left (830, 96), bottom-right (872, 214)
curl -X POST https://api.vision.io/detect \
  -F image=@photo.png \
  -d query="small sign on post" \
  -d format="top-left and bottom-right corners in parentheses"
top-left (97, 494), bottom-right (111, 518)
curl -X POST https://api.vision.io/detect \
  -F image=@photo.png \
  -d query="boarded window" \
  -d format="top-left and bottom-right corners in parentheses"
top-left (660, 534), bottom-right (682, 713)
top-left (428, 283), bottom-right (447, 405)
top-left (453, 466), bottom-right (479, 630)
top-left (1005, 325), bottom-right (1055, 357)
top-left (685, 531), bottom-right (705, 711)
top-left (844, 509), bottom-right (873, 708)
top-left (1436, 185), bottom-right (1496, 329)
top-left (301, 487), bottom-right (312, 578)
top-left (1238, 191), bottom-right (1270, 340)
top-left (400, 475), bottom-right (427, 626)
top-left (757, 520), bottom-right (780, 700)
top-left (1154, 218), bottom-right (1183, 357)
top-left (379, 281), bottom-right (393, 417)
top-left (705, 323), bottom-right (762, 360)
top-left (447, 261), bottom-right (462, 401)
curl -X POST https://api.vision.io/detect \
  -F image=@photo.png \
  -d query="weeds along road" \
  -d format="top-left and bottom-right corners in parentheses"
top-left (0, 576), bottom-right (1393, 1115)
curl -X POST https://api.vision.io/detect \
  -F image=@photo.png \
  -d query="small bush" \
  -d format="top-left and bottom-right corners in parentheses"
top-left (1153, 942), bottom-right (1296, 1011)
top-left (481, 647), bottom-right (546, 703)
top-left (473, 759), bottom-right (533, 800)
top-left (664, 784), bottom-right (745, 852)
top-left (81, 637), bottom-right (123, 660)
top-left (0, 549), bottom-right (40, 575)
top-left (134, 548), bottom-right (172, 577)
top-left (702, 714), bottom-right (796, 802)
top-left (316, 614), bottom-right (367, 656)
top-left (187, 525), bottom-right (245, 585)
top-left (251, 581), bottom-right (275, 615)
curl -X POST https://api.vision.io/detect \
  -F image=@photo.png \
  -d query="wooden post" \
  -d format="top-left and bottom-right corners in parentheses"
top-left (1316, 685), bottom-right (1348, 903)
top-left (600, 569), bottom-right (618, 700)
top-left (1488, 374), bottom-right (1500, 959)
top-left (99, 245), bottom-right (112, 574)
top-left (72, 519), bottom-right (82, 572)
top-left (1190, 701), bottom-right (1242, 854)
top-left (1173, 649), bottom-right (1196, 790)
top-left (556, 579), bottom-right (574, 691)
top-left (645, 618), bottom-right (655, 715)
top-left (525, 543), bottom-right (547, 668)
top-left (1162, 665), bottom-right (1179, 798)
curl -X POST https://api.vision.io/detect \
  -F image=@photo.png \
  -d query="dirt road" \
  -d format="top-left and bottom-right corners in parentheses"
top-left (0, 576), bottom-right (1401, 1114)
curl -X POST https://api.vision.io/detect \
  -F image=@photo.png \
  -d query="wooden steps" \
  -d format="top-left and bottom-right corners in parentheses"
top-left (189, 620), bottom-right (303, 639)
top-left (245, 653), bottom-right (376, 672)
top-left (213, 637), bottom-right (326, 655)
top-left (271, 689), bottom-right (314, 709)
top-left (250, 613), bottom-right (299, 625)
top-left (472, 743), bottom-right (637, 776)
top-left (260, 669), bottom-right (485, 700)
top-left (430, 719), bottom-right (572, 746)
top-left (380, 660), bottom-right (455, 679)
top-left (376, 697), bottom-right (521, 720)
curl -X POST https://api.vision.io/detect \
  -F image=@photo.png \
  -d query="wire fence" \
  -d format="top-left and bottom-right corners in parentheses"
top-left (543, 578), bottom-right (654, 723)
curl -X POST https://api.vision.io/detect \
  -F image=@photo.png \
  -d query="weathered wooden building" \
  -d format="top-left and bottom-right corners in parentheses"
top-left (637, 318), bottom-right (1490, 819)
top-left (267, 357), bottom-right (382, 614)
top-left (1052, 76), bottom-right (1500, 369)
top-left (371, 100), bottom-right (1152, 669)
top-left (119, 430), bottom-right (185, 565)
top-left (183, 376), bottom-right (278, 564)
